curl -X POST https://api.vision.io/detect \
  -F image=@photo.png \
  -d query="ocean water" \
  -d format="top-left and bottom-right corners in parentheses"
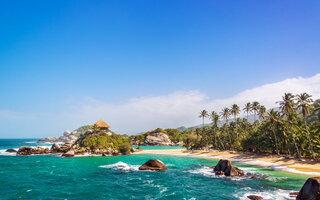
top-left (0, 139), bottom-right (310, 200)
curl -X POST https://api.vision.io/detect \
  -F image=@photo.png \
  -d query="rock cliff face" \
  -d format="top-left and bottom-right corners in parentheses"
top-left (37, 126), bottom-right (90, 143)
top-left (144, 132), bottom-right (173, 146)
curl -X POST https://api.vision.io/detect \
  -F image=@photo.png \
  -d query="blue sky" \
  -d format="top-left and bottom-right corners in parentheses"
top-left (0, 0), bottom-right (319, 138)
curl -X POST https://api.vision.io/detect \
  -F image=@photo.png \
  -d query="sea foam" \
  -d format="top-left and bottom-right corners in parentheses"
top-left (99, 162), bottom-right (140, 172)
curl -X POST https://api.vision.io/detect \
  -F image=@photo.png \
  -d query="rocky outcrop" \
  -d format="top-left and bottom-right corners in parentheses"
top-left (139, 159), bottom-right (168, 171)
top-left (144, 132), bottom-right (173, 146)
top-left (213, 159), bottom-right (244, 177)
top-left (17, 146), bottom-right (50, 155)
top-left (297, 177), bottom-right (320, 200)
top-left (37, 130), bottom-right (78, 143)
top-left (247, 195), bottom-right (263, 200)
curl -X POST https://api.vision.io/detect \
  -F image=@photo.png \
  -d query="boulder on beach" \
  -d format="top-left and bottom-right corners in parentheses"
top-left (6, 149), bottom-right (17, 153)
top-left (297, 177), bottom-right (320, 200)
top-left (213, 159), bottom-right (244, 177)
top-left (139, 159), bottom-right (168, 171)
top-left (247, 195), bottom-right (263, 200)
top-left (62, 150), bottom-right (75, 157)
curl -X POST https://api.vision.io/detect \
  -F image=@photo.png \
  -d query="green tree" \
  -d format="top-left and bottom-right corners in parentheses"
top-left (252, 101), bottom-right (260, 124)
top-left (267, 109), bottom-right (281, 155)
top-left (296, 92), bottom-right (315, 159)
top-left (278, 93), bottom-right (301, 160)
top-left (199, 110), bottom-right (209, 130)
top-left (231, 104), bottom-right (241, 148)
top-left (221, 107), bottom-right (232, 149)
top-left (243, 102), bottom-right (252, 121)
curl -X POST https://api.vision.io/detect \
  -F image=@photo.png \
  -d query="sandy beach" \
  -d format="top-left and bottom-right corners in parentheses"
top-left (135, 149), bottom-right (320, 175)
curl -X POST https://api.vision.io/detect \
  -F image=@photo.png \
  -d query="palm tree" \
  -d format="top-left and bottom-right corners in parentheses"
top-left (243, 102), bottom-right (252, 121)
top-left (267, 109), bottom-right (281, 155)
top-left (199, 110), bottom-right (209, 129)
top-left (296, 93), bottom-right (315, 159)
top-left (220, 107), bottom-right (232, 149)
top-left (231, 104), bottom-right (241, 147)
top-left (278, 93), bottom-right (301, 160)
top-left (252, 101), bottom-right (260, 125)
top-left (210, 111), bottom-right (219, 149)
top-left (258, 105), bottom-right (267, 120)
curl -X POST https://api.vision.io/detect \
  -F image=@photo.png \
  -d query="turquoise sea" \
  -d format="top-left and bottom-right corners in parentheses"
top-left (0, 139), bottom-right (311, 200)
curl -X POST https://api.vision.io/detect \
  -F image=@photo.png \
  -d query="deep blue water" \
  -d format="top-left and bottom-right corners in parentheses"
top-left (0, 139), bottom-right (309, 200)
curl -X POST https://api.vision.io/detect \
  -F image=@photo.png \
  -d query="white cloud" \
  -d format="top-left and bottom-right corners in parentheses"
top-left (59, 74), bottom-right (320, 134)
top-left (0, 74), bottom-right (319, 137)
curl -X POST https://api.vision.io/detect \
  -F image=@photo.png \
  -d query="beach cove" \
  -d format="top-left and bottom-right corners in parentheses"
top-left (0, 139), bottom-right (313, 200)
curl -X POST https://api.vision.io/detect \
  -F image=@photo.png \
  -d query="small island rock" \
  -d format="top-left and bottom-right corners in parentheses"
top-left (213, 159), bottom-right (244, 177)
top-left (144, 132), bottom-right (173, 146)
top-left (139, 159), bottom-right (168, 171)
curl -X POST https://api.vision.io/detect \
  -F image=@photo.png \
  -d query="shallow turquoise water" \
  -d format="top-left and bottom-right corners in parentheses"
top-left (0, 139), bottom-right (310, 200)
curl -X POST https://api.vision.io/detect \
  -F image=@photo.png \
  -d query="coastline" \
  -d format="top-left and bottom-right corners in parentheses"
top-left (134, 149), bottom-right (320, 175)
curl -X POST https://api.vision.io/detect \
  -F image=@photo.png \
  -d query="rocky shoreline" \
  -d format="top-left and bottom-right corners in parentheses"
top-left (14, 141), bottom-right (141, 157)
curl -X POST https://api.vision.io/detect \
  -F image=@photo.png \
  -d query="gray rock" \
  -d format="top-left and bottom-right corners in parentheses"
top-left (144, 132), bottom-right (173, 146)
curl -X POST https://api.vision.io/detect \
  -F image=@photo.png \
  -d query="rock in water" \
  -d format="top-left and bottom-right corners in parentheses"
top-left (297, 177), bottom-right (320, 200)
top-left (213, 159), bottom-right (244, 177)
top-left (62, 150), bottom-right (75, 157)
top-left (144, 132), bottom-right (173, 146)
top-left (17, 146), bottom-right (34, 155)
top-left (6, 149), bottom-right (17, 153)
top-left (247, 195), bottom-right (263, 200)
top-left (139, 159), bottom-right (168, 171)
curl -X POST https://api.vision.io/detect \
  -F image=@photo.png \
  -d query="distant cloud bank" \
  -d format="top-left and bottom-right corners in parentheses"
top-left (0, 73), bottom-right (319, 137)
top-left (61, 73), bottom-right (320, 134)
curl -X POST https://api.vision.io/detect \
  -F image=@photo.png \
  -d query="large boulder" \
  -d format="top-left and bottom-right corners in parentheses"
top-left (50, 143), bottom-right (60, 152)
top-left (144, 132), bottom-right (173, 146)
top-left (139, 159), bottom-right (168, 171)
top-left (213, 159), bottom-right (244, 177)
top-left (297, 177), bottom-right (320, 200)
top-left (62, 150), bottom-right (75, 157)
top-left (60, 142), bottom-right (73, 152)
top-left (17, 146), bottom-right (34, 155)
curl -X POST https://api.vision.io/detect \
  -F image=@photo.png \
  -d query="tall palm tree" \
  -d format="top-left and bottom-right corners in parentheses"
top-left (267, 109), bottom-right (281, 155)
top-left (199, 110), bottom-right (209, 129)
top-left (243, 102), bottom-right (252, 121)
top-left (258, 105), bottom-right (267, 120)
top-left (278, 93), bottom-right (301, 160)
top-left (296, 93), bottom-right (315, 159)
top-left (252, 101), bottom-right (260, 124)
top-left (210, 111), bottom-right (219, 149)
top-left (220, 107), bottom-right (232, 149)
top-left (231, 104), bottom-right (241, 147)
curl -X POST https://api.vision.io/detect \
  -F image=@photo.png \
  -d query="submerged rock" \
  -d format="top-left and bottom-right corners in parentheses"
top-left (213, 159), bottom-right (244, 177)
top-left (139, 159), bottom-right (168, 171)
top-left (247, 195), bottom-right (263, 200)
top-left (297, 177), bottom-right (320, 200)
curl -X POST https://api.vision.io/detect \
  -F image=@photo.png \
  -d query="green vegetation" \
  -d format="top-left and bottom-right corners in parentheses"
top-left (188, 92), bottom-right (320, 160)
top-left (80, 131), bottom-right (130, 150)
top-left (72, 125), bottom-right (91, 137)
